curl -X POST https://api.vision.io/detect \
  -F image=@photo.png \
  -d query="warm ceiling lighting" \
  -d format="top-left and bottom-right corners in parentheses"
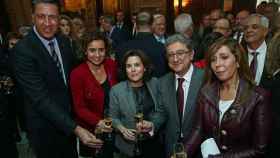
top-left (174, 0), bottom-right (192, 7)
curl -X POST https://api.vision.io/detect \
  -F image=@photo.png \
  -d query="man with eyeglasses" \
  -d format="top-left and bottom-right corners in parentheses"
top-left (12, 0), bottom-right (102, 158)
top-left (139, 34), bottom-right (204, 157)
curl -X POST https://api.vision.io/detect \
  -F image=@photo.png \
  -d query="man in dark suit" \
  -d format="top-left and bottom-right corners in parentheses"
top-left (116, 11), bottom-right (168, 77)
top-left (151, 14), bottom-right (167, 44)
top-left (13, 1), bottom-right (102, 158)
top-left (139, 34), bottom-right (204, 157)
top-left (243, 13), bottom-right (270, 87)
top-left (102, 15), bottom-right (128, 52)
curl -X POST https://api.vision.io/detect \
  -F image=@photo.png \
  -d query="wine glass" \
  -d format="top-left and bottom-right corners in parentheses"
top-left (134, 113), bottom-right (144, 140)
top-left (173, 143), bottom-right (187, 158)
top-left (103, 117), bottom-right (113, 141)
top-left (94, 127), bottom-right (103, 157)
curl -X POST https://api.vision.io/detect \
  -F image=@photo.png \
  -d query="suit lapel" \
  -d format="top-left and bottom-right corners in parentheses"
top-left (182, 67), bottom-right (201, 127)
top-left (166, 74), bottom-right (180, 125)
top-left (56, 36), bottom-right (69, 80)
top-left (125, 81), bottom-right (137, 115)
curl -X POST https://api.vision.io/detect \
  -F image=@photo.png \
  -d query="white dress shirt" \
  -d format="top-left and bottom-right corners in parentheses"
top-left (175, 64), bottom-right (194, 120)
top-left (247, 41), bottom-right (267, 85)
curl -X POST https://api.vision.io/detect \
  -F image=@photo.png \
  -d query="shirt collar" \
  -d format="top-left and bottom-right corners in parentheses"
top-left (175, 64), bottom-right (193, 82)
top-left (247, 40), bottom-right (267, 54)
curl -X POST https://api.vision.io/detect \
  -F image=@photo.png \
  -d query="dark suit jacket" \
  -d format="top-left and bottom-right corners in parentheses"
top-left (110, 27), bottom-right (129, 51)
top-left (116, 32), bottom-right (168, 77)
top-left (158, 66), bottom-right (204, 157)
top-left (13, 30), bottom-right (77, 136)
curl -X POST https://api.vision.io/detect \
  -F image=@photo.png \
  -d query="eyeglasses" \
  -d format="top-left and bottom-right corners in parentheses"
top-left (35, 14), bottom-right (59, 22)
top-left (166, 50), bottom-right (191, 59)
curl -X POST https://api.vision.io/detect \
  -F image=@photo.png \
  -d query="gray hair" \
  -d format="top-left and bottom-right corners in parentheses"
top-left (174, 13), bottom-right (193, 34)
top-left (247, 13), bottom-right (269, 28)
top-left (165, 33), bottom-right (193, 50)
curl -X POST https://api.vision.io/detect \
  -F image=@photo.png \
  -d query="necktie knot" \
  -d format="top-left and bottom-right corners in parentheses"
top-left (178, 78), bottom-right (185, 86)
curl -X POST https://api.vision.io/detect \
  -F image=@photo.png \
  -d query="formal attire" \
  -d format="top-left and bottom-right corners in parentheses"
top-left (107, 26), bottom-right (129, 52)
top-left (116, 32), bottom-right (168, 77)
top-left (185, 79), bottom-right (272, 158)
top-left (13, 27), bottom-right (78, 158)
top-left (158, 65), bottom-right (204, 157)
top-left (70, 59), bottom-right (118, 157)
top-left (109, 78), bottom-right (164, 157)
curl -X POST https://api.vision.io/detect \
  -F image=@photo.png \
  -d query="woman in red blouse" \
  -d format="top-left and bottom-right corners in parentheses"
top-left (70, 32), bottom-right (118, 157)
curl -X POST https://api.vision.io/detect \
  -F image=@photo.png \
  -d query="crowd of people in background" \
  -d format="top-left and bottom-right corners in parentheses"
top-left (0, 0), bottom-right (280, 158)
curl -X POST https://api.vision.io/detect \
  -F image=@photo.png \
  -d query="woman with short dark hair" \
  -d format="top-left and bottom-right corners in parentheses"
top-left (70, 32), bottom-right (118, 158)
top-left (109, 49), bottom-right (163, 158)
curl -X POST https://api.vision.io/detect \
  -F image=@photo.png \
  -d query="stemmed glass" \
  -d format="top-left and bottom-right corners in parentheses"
top-left (94, 127), bottom-right (103, 157)
top-left (133, 112), bottom-right (144, 157)
top-left (173, 143), bottom-right (187, 158)
top-left (103, 116), bottom-right (113, 141)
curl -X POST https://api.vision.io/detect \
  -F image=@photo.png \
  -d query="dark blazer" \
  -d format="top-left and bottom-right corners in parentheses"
top-left (110, 27), bottom-right (129, 51)
top-left (13, 30), bottom-right (78, 158)
top-left (109, 77), bottom-right (163, 156)
top-left (70, 59), bottom-right (118, 131)
top-left (116, 32), bottom-right (168, 77)
top-left (158, 66), bottom-right (204, 157)
top-left (185, 79), bottom-right (272, 158)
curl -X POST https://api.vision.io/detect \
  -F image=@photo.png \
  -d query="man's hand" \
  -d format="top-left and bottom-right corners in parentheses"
top-left (74, 126), bottom-right (103, 148)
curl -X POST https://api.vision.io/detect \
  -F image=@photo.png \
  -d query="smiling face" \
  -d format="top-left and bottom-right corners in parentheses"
top-left (33, 3), bottom-right (59, 40)
top-left (244, 16), bottom-right (268, 48)
top-left (126, 56), bottom-right (146, 87)
top-left (152, 16), bottom-right (166, 37)
top-left (210, 46), bottom-right (239, 83)
top-left (166, 42), bottom-right (194, 77)
top-left (86, 40), bottom-right (106, 67)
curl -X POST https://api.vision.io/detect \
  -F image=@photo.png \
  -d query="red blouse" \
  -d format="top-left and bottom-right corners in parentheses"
top-left (70, 58), bottom-right (118, 131)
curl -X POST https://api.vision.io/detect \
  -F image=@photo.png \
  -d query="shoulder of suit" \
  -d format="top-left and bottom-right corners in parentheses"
top-left (111, 80), bottom-right (127, 92)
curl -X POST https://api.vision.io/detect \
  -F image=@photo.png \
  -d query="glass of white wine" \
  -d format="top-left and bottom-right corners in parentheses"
top-left (173, 143), bottom-right (187, 158)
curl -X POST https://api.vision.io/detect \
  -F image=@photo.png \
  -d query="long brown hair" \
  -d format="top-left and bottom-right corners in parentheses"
top-left (204, 37), bottom-right (255, 86)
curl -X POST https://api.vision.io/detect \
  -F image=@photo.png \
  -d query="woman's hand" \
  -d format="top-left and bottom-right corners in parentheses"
top-left (97, 120), bottom-right (113, 133)
top-left (118, 126), bottom-right (136, 141)
top-left (136, 120), bottom-right (154, 133)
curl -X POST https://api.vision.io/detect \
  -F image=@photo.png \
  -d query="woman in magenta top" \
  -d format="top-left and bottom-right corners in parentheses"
top-left (70, 32), bottom-right (118, 157)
